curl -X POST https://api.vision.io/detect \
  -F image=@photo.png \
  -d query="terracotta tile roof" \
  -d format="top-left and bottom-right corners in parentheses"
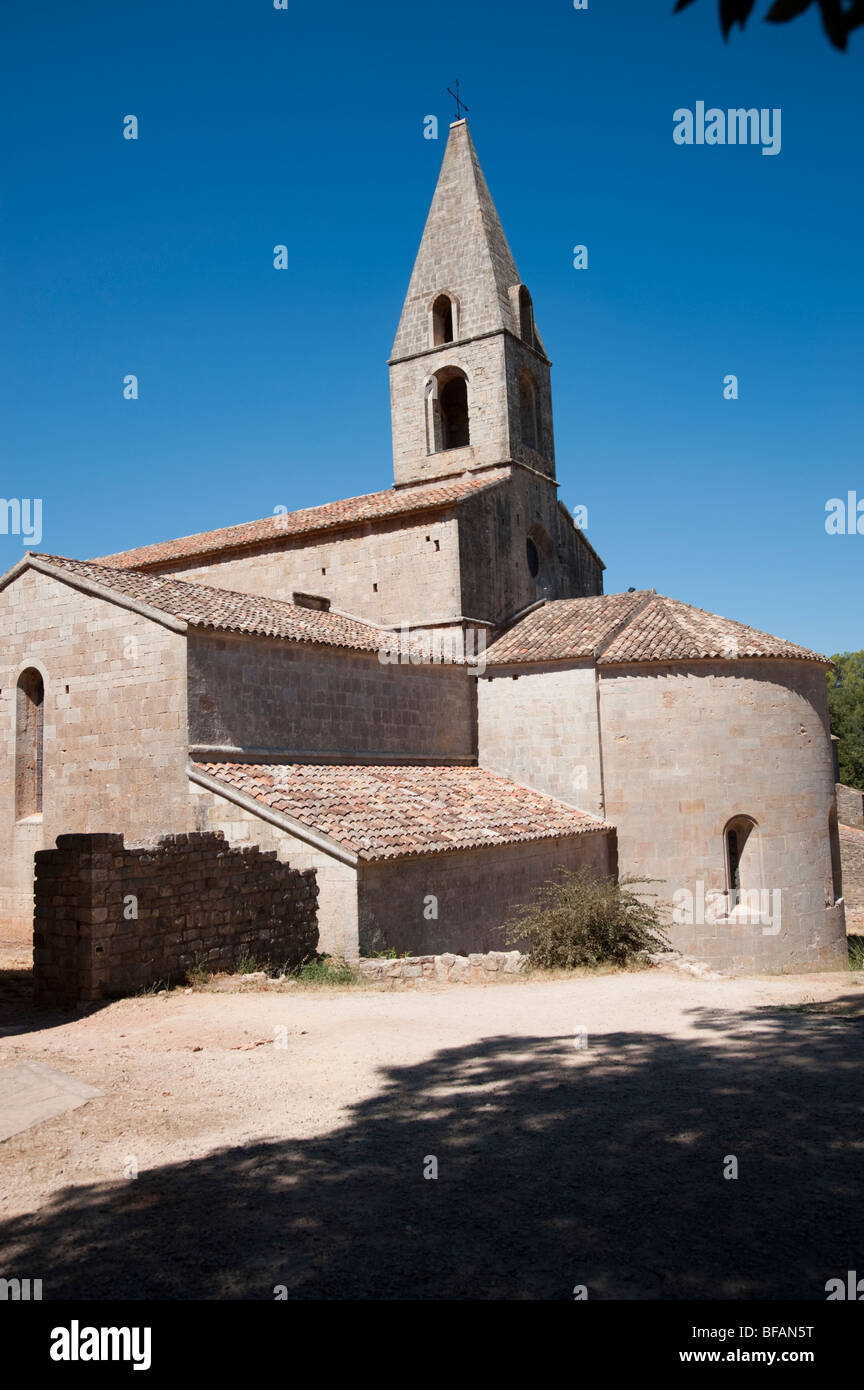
top-left (485, 591), bottom-right (654, 664)
top-left (598, 594), bottom-right (829, 666)
top-left (486, 592), bottom-right (828, 667)
top-left (94, 469), bottom-right (511, 569)
top-left (26, 554), bottom-right (386, 652)
top-left (192, 761), bottom-right (611, 861)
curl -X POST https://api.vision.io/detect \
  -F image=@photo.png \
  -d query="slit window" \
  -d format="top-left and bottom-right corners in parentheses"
top-left (16, 667), bottom-right (44, 819)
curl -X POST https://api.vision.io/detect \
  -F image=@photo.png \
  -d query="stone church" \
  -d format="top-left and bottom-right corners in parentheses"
top-left (0, 120), bottom-right (847, 974)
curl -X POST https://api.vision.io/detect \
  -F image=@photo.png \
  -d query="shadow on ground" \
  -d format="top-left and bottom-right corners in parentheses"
top-left (2, 996), bottom-right (863, 1300)
top-left (0, 959), bottom-right (114, 1038)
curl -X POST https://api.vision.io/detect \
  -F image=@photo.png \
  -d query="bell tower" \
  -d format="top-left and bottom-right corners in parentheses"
top-left (389, 120), bottom-right (556, 488)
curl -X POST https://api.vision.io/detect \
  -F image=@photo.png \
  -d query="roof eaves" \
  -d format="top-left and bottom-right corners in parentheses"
top-left (0, 554), bottom-right (188, 635)
top-left (95, 472), bottom-right (511, 570)
top-left (187, 764), bottom-right (359, 866)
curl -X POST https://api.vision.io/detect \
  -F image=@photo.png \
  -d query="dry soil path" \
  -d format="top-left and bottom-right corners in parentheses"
top-left (1, 965), bottom-right (863, 1300)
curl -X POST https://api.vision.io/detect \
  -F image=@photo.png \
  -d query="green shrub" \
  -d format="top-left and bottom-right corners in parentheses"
top-left (293, 954), bottom-right (358, 986)
top-left (501, 868), bottom-right (668, 969)
top-left (184, 961), bottom-right (212, 988)
top-left (848, 936), bottom-right (864, 971)
top-left (234, 953), bottom-right (269, 975)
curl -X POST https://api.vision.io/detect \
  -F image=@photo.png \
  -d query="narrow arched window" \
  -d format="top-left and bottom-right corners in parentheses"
top-left (519, 287), bottom-right (534, 347)
top-left (519, 371), bottom-right (539, 451)
top-left (526, 525), bottom-right (550, 589)
top-left (440, 375), bottom-right (469, 449)
top-left (829, 806), bottom-right (843, 904)
top-left (16, 667), bottom-right (44, 819)
top-left (725, 816), bottom-right (757, 908)
top-left (432, 294), bottom-right (454, 346)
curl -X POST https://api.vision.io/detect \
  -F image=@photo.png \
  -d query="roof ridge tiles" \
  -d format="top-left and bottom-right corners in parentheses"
top-left (8, 552), bottom-right (390, 654)
top-left (91, 468), bottom-right (512, 570)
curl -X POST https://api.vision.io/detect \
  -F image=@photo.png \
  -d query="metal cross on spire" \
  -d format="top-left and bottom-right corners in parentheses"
top-left (447, 80), bottom-right (469, 121)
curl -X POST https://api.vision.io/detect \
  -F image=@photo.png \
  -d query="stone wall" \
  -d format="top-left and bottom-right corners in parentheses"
top-left (357, 830), bottom-right (616, 957)
top-left (187, 629), bottom-right (476, 762)
top-left (599, 659), bottom-right (847, 974)
top-left (839, 824), bottom-right (864, 935)
top-left (0, 569), bottom-right (189, 939)
top-left (390, 335), bottom-right (516, 485)
top-left (837, 782), bottom-right (864, 829)
top-left (189, 779), bottom-right (359, 957)
top-left (134, 476), bottom-right (602, 635)
top-left (478, 660), bottom-right (605, 817)
top-left (356, 949), bottom-right (527, 984)
top-left (33, 831), bottom-right (318, 1006)
top-left (150, 513), bottom-right (463, 629)
top-left (458, 470), bottom-right (603, 628)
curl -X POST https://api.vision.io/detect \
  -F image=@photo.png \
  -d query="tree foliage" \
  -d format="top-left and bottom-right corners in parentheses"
top-left (674, 0), bottom-right (864, 51)
top-left (827, 650), bottom-right (864, 789)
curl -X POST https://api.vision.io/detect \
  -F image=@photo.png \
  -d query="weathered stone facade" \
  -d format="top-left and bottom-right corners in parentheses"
top-left (389, 122), bottom-right (557, 487)
top-left (33, 831), bottom-right (318, 1006)
top-left (187, 628), bottom-right (475, 763)
top-left (479, 650), bottom-right (846, 974)
top-left (839, 824), bottom-right (864, 934)
top-left (0, 569), bottom-right (188, 936)
top-left (146, 512), bottom-right (465, 629)
top-left (599, 660), bottom-right (845, 973)
top-left (0, 117), bottom-right (846, 983)
top-left (478, 661), bottom-right (605, 817)
top-left (188, 778), bottom-right (359, 958)
top-left (356, 832), bottom-right (616, 958)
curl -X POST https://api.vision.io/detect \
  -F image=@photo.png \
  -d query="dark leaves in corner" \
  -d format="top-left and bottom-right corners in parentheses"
top-left (675, 0), bottom-right (863, 49)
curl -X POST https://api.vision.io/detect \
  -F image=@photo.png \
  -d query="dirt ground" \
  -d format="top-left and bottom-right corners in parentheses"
top-left (1, 942), bottom-right (863, 1301)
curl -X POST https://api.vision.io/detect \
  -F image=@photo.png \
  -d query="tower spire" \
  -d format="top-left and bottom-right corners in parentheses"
top-left (388, 121), bottom-right (555, 488)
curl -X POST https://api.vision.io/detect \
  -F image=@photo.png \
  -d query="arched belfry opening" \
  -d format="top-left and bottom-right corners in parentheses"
top-left (16, 667), bottom-right (44, 820)
top-left (426, 367), bottom-right (470, 453)
top-left (519, 369), bottom-right (539, 452)
top-left (440, 375), bottom-right (469, 449)
top-left (518, 286), bottom-right (535, 348)
top-left (389, 122), bottom-right (558, 487)
top-left (431, 294), bottom-right (455, 346)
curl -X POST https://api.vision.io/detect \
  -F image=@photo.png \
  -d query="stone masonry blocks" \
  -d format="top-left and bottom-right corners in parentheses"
top-left (33, 830), bottom-right (318, 1006)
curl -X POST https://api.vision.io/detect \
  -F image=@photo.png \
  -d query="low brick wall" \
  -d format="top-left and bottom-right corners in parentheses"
top-left (33, 831), bottom-right (318, 1006)
top-left (355, 949), bottom-right (527, 984)
top-left (837, 783), bottom-right (864, 830)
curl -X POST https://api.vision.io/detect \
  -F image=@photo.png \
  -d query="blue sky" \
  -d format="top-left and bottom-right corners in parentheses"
top-left (1, 0), bottom-right (861, 654)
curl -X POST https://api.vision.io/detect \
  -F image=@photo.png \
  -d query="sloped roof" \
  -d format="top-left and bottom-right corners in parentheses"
top-left (94, 468), bottom-right (511, 570)
top-left (14, 554), bottom-right (387, 653)
top-left (484, 591), bottom-right (654, 664)
top-left (598, 594), bottom-right (828, 666)
top-left (485, 592), bottom-right (828, 667)
top-left (390, 119), bottom-right (545, 360)
top-left (192, 761), bottom-right (610, 861)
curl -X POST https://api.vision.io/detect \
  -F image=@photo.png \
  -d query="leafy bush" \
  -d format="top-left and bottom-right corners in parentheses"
top-left (827, 651), bottom-right (864, 790)
top-left (234, 953), bottom-right (268, 975)
top-left (293, 954), bottom-right (358, 986)
top-left (501, 868), bottom-right (668, 969)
